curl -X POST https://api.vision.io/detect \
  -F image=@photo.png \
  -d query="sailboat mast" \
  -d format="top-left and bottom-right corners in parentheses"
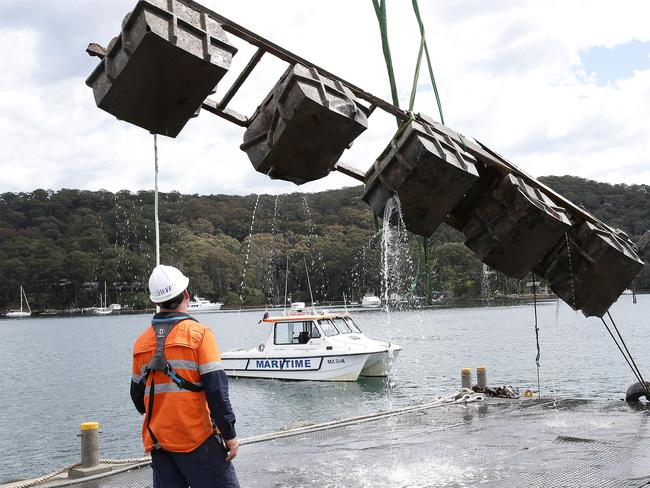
top-left (23, 286), bottom-right (31, 313)
top-left (19, 285), bottom-right (23, 313)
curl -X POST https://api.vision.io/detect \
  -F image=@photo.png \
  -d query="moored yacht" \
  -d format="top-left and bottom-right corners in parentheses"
top-left (361, 295), bottom-right (381, 308)
top-left (5, 285), bottom-right (32, 318)
top-left (188, 296), bottom-right (223, 313)
top-left (221, 306), bottom-right (401, 381)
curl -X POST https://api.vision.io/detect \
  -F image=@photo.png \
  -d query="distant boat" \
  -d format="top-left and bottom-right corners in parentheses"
top-left (93, 282), bottom-right (115, 315)
top-left (188, 296), bottom-right (223, 313)
top-left (361, 295), bottom-right (381, 308)
top-left (6, 286), bottom-right (32, 318)
top-left (622, 289), bottom-right (634, 295)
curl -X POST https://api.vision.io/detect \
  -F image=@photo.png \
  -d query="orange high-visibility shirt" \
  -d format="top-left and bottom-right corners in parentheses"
top-left (132, 319), bottom-right (223, 452)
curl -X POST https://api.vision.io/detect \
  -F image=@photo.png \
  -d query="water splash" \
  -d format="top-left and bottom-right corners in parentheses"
top-left (381, 194), bottom-right (415, 312)
top-left (264, 194), bottom-right (282, 306)
top-left (239, 194), bottom-right (261, 305)
top-left (301, 194), bottom-right (329, 302)
top-left (481, 263), bottom-right (492, 302)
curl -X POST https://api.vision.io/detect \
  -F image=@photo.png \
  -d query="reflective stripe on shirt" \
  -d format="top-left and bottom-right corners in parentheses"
top-left (145, 381), bottom-right (203, 395)
top-left (199, 361), bottom-right (223, 375)
top-left (168, 359), bottom-right (199, 372)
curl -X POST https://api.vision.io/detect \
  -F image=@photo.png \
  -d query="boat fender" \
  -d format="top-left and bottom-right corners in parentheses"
top-left (258, 343), bottom-right (265, 352)
top-left (625, 382), bottom-right (650, 402)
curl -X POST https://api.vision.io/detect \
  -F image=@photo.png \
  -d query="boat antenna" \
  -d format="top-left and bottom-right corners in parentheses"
top-left (303, 256), bottom-right (316, 313)
top-left (283, 255), bottom-right (289, 316)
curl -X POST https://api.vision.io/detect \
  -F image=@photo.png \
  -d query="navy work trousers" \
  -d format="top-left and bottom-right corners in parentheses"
top-left (151, 436), bottom-right (240, 488)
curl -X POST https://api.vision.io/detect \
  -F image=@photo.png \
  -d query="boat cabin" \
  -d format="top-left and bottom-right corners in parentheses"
top-left (261, 313), bottom-right (363, 348)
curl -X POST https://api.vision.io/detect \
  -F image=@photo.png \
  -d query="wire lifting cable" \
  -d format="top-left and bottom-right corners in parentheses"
top-left (601, 311), bottom-right (650, 395)
top-left (153, 134), bottom-right (160, 267)
top-left (531, 272), bottom-right (541, 398)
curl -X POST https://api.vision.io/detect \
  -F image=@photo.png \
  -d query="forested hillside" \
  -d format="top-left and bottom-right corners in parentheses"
top-left (0, 176), bottom-right (648, 311)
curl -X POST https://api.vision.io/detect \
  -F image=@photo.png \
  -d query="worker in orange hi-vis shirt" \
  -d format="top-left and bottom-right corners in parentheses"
top-left (131, 264), bottom-right (240, 488)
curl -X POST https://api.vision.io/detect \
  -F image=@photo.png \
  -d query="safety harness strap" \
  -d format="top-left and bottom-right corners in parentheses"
top-left (143, 312), bottom-right (201, 450)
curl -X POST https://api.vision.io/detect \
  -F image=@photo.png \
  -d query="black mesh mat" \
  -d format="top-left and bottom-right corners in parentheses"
top-left (35, 398), bottom-right (650, 488)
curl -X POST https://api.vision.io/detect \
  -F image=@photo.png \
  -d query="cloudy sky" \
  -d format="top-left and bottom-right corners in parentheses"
top-left (1, 0), bottom-right (649, 196)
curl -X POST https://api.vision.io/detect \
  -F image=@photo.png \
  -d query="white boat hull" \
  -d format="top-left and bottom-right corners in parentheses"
top-left (222, 353), bottom-right (370, 382)
top-left (188, 305), bottom-right (222, 313)
top-left (5, 311), bottom-right (31, 318)
top-left (93, 308), bottom-right (113, 315)
top-left (360, 347), bottom-right (401, 377)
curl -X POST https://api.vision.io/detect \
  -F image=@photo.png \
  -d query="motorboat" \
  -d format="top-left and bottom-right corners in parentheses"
top-left (221, 305), bottom-right (401, 381)
top-left (5, 285), bottom-right (32, 318)
top-left (188, 296), bottom-right (223, 313)
top-left (361, 295), bottom-right (381, 308)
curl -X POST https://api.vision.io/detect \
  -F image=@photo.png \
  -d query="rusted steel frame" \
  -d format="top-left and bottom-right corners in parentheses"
top-left (333, 162), bottom-right (365, 182)
top-left (218, 47), bottom-right (266, 109)
top-left (183, 0), bottom-right (617, 231)
top-left (201, 99), bottom-right (248, 127)
top-left (180, 0), bottom-right (409, 123)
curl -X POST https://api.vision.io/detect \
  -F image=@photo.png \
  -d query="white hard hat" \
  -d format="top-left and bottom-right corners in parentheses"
top-left (148, 265), bottom-right (189, 303)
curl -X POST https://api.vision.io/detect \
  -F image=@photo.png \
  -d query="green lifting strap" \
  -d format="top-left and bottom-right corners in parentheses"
top-left (411, 0), bottom-right (445, 124)
top-left (372, 0), bottom-right (401, 128)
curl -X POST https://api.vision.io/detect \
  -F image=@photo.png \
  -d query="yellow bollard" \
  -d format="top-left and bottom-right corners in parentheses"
top-left (68, 422), bottom-right (112, 479)
top-left (476, 366), bottom-right (487, 388)
top-left (461, 368), bottom-right (472, 389)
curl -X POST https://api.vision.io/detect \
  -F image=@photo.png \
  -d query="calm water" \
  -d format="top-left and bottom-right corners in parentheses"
top-left (1, 296), bottom-right (648, 482)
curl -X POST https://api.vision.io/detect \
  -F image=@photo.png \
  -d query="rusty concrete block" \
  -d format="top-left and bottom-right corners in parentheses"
top-left (462, 174), bottom-right (572, 278)
top-left (241, 64), bottom-right (368, 185)
top-left (363, 119), bottom-right (479, 236)
top-left (86, 0), bottom-right (237, 137)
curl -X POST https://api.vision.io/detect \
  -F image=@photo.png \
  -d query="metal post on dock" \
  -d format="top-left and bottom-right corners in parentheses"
top-left (477, 366), bottom-right (487, 388)
top-left (461, 368), bottom-right (472, 389)
top-left (68, 422), bottom-right (112, 479)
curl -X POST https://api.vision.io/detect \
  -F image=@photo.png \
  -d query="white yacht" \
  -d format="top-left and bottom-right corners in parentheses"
top-left (361, 295), bottom-right (382, 308)
top-left (93, 282), bottom-right (113, 315)
top-left (5, 286), bottom-right (32, 318)
top-left (188, 296), bottom-right (223, 313)
top-left (221, 306), bottom-right (401, 381)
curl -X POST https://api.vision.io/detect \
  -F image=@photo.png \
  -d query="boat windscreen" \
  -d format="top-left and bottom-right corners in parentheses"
top-left (274, 321), bottom-right (314, 345)
top-left (331, 317), bottom-right (352, 334)
top-left (318, 319), bottom-right (339, 337)
top-left (344, 317), bottom-right (362, 333)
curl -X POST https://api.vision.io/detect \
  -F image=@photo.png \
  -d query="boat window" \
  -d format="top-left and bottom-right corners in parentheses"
top-left (344, 317), bottom-right (362, 333)
top-left (331, 317), bottom-right (352, 334)
top-left (310, 323), bottom-right (321, 339)
top-left (274, 321), bottom-right (314, 345)
top-left (318, 319), bottom-right (339, 337)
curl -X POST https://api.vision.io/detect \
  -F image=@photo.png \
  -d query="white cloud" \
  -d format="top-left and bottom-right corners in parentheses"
top-left (0, 0), bottom-right (649, 196)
